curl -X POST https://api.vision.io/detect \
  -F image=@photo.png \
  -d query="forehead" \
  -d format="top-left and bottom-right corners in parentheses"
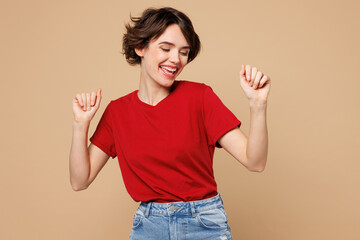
top-left (152, 24), bottom-right (189, 47)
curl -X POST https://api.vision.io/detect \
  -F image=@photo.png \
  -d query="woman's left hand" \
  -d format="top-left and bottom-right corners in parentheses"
top-left (239, 64), bottom-right (271, 104)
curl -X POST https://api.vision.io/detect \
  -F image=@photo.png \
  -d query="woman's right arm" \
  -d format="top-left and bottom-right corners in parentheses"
top-left (69, 89), bottom-right (110, 191)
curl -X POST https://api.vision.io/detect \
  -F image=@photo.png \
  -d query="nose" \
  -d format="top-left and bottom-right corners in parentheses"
top-left (169, 50), bottom-right (180, 64)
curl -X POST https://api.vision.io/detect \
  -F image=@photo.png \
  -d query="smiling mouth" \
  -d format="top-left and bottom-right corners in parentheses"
top-left (160, 66), bottom-right (177, 73)
top-left (159, 65), bottom-right (178, 77)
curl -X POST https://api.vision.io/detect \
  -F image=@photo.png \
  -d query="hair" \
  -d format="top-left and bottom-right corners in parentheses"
top-left (122, 7), bottom-right (201, 65)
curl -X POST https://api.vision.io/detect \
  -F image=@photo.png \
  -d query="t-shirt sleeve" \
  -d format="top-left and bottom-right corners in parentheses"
top-left (89, 101), bottom-right (117, 158)
top-left (202, 85), bottom-right (241, 148)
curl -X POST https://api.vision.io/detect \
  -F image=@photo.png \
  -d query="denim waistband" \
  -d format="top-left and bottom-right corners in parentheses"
top-left (138, 193), bottom-right (224, 217)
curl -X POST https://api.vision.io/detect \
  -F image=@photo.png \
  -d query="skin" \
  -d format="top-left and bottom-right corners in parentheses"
top-left (134, 24), bottom-right (190, 106)
top-left (217, 64), bottom-right (270, 172)
top-left (69, 24), bottom-right (270, 191)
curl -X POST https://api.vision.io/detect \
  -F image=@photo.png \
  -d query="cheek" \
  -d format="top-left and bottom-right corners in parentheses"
top-left (180, 60), bottom-right (188, 68)
top-left (155, 49), bottom-right (167, 58)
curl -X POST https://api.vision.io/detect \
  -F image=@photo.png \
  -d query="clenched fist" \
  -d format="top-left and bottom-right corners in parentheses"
top-left (240, 64), bottom-right (271, 104)
top-left (72, 88), bottom-right (102, 123)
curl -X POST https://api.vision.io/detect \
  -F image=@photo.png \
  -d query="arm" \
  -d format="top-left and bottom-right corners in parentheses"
top-left (217, 64), bottom-right (270, 172)
top-left (218, 103), bottom-right (268, 172)
top-left (69, 121), bottom-right (110, 191)
top-left (69, 89), bottom-right (110, 191)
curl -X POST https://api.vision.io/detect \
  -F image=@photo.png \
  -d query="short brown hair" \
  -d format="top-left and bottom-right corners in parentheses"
top-left (122, 7), bottom-right (201, 65)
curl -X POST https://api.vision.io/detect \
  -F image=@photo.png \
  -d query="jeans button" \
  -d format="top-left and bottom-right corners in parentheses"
top-left (169, 206), bottom-right (180, 211)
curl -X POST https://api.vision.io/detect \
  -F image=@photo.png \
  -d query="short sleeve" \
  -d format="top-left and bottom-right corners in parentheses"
top-left (89, 101), bottom-right (117, 158)
top-left (202, 85), bottom-right (241, 148)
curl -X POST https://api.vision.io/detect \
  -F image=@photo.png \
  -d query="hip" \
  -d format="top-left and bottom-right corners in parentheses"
top-left (129, 192), bottom-right (232, 240)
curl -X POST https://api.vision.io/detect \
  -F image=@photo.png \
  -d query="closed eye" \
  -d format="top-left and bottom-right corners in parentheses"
top-left (161, 47), bottom-right (189, 56)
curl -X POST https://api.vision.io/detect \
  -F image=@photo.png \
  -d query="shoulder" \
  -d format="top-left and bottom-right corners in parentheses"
top-left (175, 80), bottom-right (215, 103)
top-left (101, 90), bottom-right (137, 114)
top-left (177, 80), bottom-right (211, 93)
top-left (110, 90), bottom-right (136, 105)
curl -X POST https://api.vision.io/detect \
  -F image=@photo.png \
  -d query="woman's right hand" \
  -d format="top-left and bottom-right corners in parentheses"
top-left (72, 88), bottom-right (102, 123)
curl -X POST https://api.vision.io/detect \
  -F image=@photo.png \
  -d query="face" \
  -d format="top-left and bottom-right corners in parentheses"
top-left (135, 24), bottom-right (190, 88)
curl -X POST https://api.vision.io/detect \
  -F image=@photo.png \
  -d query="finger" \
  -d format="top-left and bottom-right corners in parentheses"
top-left (95, 88), bottom-right (102, 108)
top-left (240, 64), bottom-right (245, 76)
top-left (81, 93), bottom-right (86, 110)
top-left (86, 93), bottom-right (91, 111)
top-left (75, 93), bottom-right (83, 107)
top-left (259, 75), bottom-right (270, 88)
top-left (239, 64), bottom-right (246, 81)
top-left (246, 65), bottom-right (251, 81)
top-left (90, 91), bottom-right (96, 106)
top-left (250, 67), bottom-right (257, 86)
top-left (253, 71), bottom-right (263, 89)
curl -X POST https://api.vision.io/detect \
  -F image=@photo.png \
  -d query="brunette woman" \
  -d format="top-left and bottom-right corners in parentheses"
top-left (70, 7), bottom-right (270, 240)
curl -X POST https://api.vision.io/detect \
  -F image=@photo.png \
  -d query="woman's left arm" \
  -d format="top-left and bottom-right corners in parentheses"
top-left (217, 64), bottom-right (271, 172)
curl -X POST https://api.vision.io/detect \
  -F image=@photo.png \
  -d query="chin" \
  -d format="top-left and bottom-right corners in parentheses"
top-left (160, 79), bottom-right (175, 88)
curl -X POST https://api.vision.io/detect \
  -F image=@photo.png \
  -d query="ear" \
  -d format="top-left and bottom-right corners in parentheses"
top-left (134, 48), bottom-right (144, 57)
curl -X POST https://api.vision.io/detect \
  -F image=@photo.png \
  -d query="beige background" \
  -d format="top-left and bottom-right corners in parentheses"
top-left (1, 0), bottom-right (359, 239)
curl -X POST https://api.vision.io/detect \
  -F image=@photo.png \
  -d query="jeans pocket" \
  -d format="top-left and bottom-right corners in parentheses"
top-left (132, 209), bottom-right (144, 229)
top-left (196, 207), bottom-right (229, 230)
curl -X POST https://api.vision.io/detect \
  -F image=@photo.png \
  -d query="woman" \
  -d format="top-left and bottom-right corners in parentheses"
top-left (70, 7), bottom-right (270, 240)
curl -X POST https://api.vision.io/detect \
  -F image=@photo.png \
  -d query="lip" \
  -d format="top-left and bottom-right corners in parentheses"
top-left (160, 64), bottom-right (179, 72)
top-left (160, 64), bottom-right (178, 68)
top-left (159, 66), bottom-right (177, 79)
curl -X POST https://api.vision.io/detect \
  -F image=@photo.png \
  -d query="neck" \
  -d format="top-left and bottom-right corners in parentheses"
top-left (137, 71), bottom-right (173, 106)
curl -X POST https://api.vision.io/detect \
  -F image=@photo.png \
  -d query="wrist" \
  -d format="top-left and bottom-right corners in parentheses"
top-left (249, 99), bottom-right (267, 109)
top-left (72, 120), bottom-right (90, 130)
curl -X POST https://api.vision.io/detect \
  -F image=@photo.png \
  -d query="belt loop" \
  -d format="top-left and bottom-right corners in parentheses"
top-left (218, 192), bottom-right (224, 205)
top-left (190, 201), bottom-right (196, 217)
top-left (144, 202), bottom-right (152, 218)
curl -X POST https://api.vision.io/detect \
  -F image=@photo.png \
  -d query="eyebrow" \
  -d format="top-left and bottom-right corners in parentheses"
top-left (158, 41), bottom-right (190, 49)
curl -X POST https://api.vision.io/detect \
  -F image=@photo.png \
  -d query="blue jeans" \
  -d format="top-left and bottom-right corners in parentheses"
top-left (129, 193), bottom-right (232, 240)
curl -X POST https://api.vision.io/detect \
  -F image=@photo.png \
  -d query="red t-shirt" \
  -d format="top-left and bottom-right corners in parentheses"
top-left (90, 80), bottom-right (241, 202)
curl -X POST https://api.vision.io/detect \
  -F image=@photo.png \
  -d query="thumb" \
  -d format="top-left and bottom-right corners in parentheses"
top-left (239, 65), bottom-right (247, 83)
top-left (240, 64), bottom-right (246, 80)
top-left (239, 66), bottom-right (251, 89)
top-left (94, 88), bottom-right (102, 108)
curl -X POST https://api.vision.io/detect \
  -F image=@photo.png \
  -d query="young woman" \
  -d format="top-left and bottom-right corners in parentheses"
top-left (70, 7), bottom-right (270, 240)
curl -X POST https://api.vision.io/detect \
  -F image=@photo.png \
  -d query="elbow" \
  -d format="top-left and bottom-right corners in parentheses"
top-left (70, 180), bottom-right (89, 191)
top-left (246, 159), bottom-right (267, 173)
top-left (72, 185), bottom-right (88, 191)
top-left (249, 165), bottom-right (265, 172)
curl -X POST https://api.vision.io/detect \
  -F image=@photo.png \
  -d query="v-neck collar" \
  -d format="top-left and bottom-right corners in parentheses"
top-left (134, 80), bottom-right (182, 108)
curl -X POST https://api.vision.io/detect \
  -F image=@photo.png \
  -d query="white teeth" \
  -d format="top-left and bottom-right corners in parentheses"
top-left (161, 66), bottom-right (177, 73)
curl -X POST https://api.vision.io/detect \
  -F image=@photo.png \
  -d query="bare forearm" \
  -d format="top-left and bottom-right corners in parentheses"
top-left (69, 121), bottom-right (91, 190)
top-left (246, 101), bottom-right (268, 171)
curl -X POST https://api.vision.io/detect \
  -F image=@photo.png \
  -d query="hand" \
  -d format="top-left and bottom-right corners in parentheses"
top-left (239, 64), bottom-right (271, 104)
top-left (72, 88), bottom-right (102, 123)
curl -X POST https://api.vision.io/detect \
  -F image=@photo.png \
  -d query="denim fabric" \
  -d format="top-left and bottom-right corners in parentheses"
top-left (129, 193), bottom-right (232, 240)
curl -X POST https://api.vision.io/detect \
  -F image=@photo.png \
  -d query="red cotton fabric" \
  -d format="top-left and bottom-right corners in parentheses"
top-left (90, 80), bottom-right (241, 202)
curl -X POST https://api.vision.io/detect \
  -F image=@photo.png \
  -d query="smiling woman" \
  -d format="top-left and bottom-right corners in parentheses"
top-left (134, 24), bottom-right (190, 90)
top-left (122, 7), bottom-right (200, 65)
top-left (70, 6), bottom-right (270, 240)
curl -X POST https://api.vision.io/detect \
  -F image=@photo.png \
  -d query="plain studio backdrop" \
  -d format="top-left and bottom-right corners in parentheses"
top-left (1, 0), bottom-right (359, 239)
